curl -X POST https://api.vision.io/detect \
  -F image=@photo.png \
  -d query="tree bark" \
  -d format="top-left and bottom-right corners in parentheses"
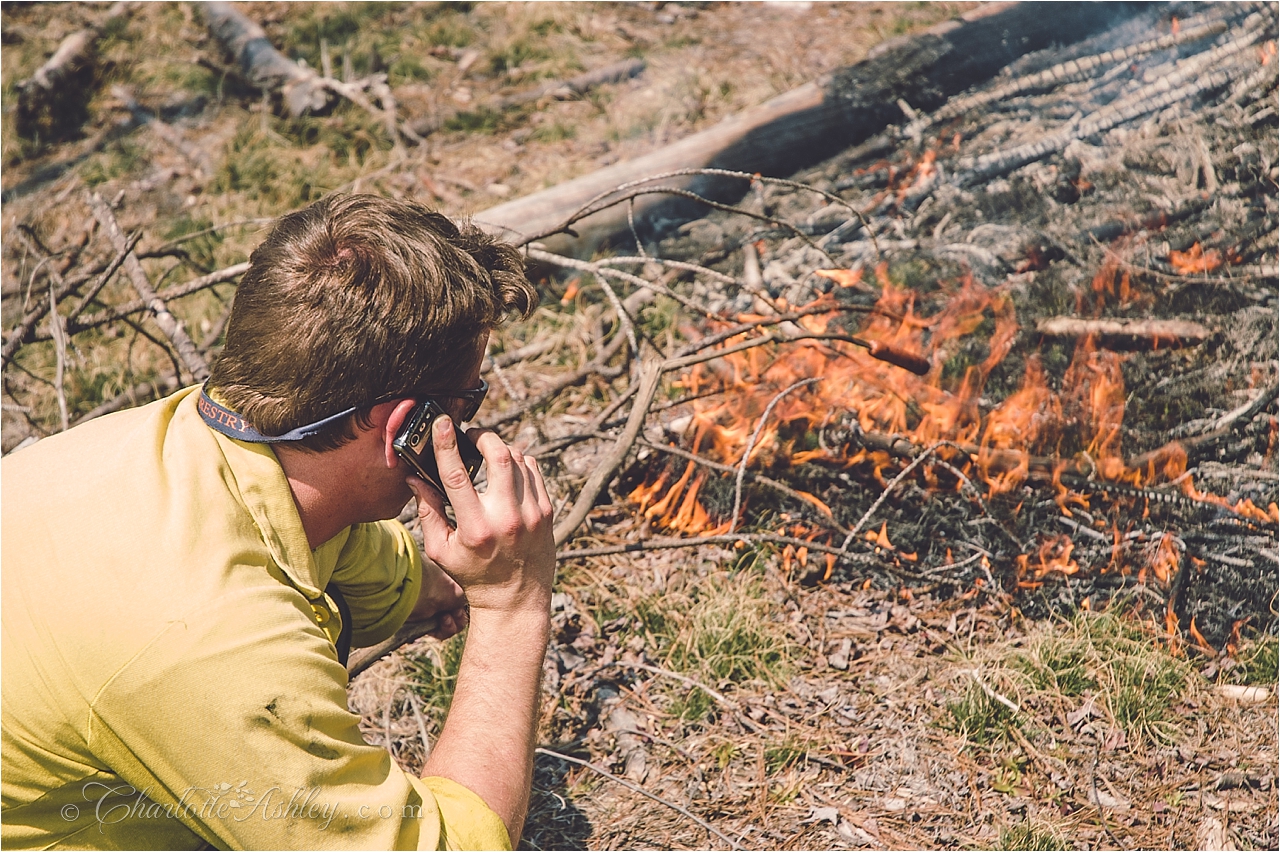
top-left (1035, 317), bottom-right (1211, 350)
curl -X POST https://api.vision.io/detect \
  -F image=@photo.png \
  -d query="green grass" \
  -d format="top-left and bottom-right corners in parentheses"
top-left (444, 108), bottom-right (506, 135)
top-left (999, 820), bottom-right (1067, 851)
top-left (633, 569), bottom-right (794, 721)
top-left (1229, 635), bottom-right (1279, 686)
top-left (1012, 632), bottom-right (1097, 697)
top-left (946, 680), bottom-right (1017, 747)
top-left (81, 139), bottom-right (147, 187)
top-left (409, 633), bottom-right (466, 727)
top-left (530, 121), bottom-right (576, 144)
top-left (162, 215), bottom-right (226, 272)
top-left (952, 611), bottom-right (1196, 750)
top-left (763, 738), bottom-right (808, 773)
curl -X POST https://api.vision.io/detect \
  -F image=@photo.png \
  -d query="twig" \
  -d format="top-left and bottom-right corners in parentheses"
top-left (71, 300), bottom-right (232, 427)
top-left (670, 301), bottom-right (887, 360)
top-left (557, 533), bottom-right (892, 574)
top-left (594, 255), bottom-right (736, 286)
top-left (627, 197), bottom-right (646, 258)
top-left (730, 377), bottom-right (822, 534)
top-left (527, 248), bottom-right (720, 320)
top-left (966, 669), bottom-right (1019, 714)
top-left (592, 271), bottom-right (638, 359)
top-left (66, 231), bottom-right (145, 325)
top-left (347, 617), bottom-right (442, 679)
top-left (87, 193), bottom-right (209, 381)
top-left (1035, 316), bottom-right (1210, 349)
top-left (71, 374), bottom-right (185, 426)
top-left (148, 218), bottom-right (276, 255)
top-left (603, 660), bottom-right (736, 709)
top-left (57, 262), bottom-right (250, 339)
top-left (532, 182), bottom-right (837, 265)
top-left (488, 58), bottom-right (646, 113)
top-left (48, 282), bottom-right (70, 432)
top-left (481, 332), bottom-right (628, 429)
top-left (534, 747), bottom-right (744, 850)
top-left (839, 441), bottom-right (947, 555)
top-left (1, 231), bottom-right (101, 367)
top-left (526, 384), bottom-right (643, 457)
top-left (608, 727), bottom-right (697, 763)
top-left (553, 359), bottom-right (663, 547)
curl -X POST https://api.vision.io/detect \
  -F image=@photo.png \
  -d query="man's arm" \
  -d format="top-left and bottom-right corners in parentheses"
top-left (408, 413), bottom-right (555, 843)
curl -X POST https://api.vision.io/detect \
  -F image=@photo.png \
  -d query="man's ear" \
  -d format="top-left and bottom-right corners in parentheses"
top-left (372, 399), bottom-right (418, 469)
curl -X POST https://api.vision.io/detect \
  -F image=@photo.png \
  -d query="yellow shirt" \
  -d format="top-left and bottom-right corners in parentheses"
top-left (1, 387), bottom-right (510, 850)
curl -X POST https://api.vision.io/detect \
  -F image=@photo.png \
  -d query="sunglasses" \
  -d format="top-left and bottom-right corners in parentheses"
top-left (428, 378), bottom-right (489, 424)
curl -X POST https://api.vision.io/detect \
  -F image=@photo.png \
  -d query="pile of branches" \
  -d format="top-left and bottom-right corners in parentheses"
top-left (484, 0), bottom-right (1279, 651)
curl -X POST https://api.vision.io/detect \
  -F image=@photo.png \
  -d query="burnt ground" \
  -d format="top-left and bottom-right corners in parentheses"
top-left (4, 3), bottom-right (1278, 851)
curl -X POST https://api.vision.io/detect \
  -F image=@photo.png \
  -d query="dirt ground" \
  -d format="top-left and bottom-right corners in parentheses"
top-left (3, 3), bottom-right (1277, 850)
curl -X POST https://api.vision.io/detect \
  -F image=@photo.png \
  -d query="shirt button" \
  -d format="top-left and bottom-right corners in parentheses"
top-left (312, 604), bottom-right (331, 626)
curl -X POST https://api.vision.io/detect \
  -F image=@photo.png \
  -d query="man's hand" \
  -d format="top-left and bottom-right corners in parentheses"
top-left (407, 414), bottom-right (555, 616)
top-left (408, 560), bottom-right (468, 640)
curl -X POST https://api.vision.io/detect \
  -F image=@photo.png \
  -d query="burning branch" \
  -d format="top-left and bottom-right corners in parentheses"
top-left (730, 377), bottom-right (823, 533)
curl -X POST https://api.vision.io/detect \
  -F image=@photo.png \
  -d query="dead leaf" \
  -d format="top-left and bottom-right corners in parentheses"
top-left (1089, 786), bottom-right (1131, 812)
top-left (1195, 816), bottom-right (1236, 851)
top-left (828, 638), bottom-right (853, 670)
top-left (803, 806), bottom-right (840, 825)
top-left (836, 819), bottom-right (878, 848)
top-left (1066, 694), bottom-right (1099, 727)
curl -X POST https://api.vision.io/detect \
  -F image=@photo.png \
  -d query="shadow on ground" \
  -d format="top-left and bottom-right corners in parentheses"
top-left (522, 752), bottom-right (593, 850)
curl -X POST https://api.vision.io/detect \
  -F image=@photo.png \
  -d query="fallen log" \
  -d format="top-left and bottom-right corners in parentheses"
top-left (1035, 317), bottom-right (1212, 350)
top-left (15, 30), bottom-right (95, 137)
top-left (201, 1), bottom-right (331, 116)
top-left (474, 2), bottom-right (1149, 257)
top-left (14, 3), bottom-right (131, 140)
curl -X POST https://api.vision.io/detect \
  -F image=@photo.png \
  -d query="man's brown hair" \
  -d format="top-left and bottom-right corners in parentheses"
top-left (208, 194), bottom-right (535, 451)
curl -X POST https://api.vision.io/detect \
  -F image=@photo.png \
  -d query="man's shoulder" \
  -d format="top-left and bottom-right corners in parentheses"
top-left (3, 386), bottom-right (207, 484)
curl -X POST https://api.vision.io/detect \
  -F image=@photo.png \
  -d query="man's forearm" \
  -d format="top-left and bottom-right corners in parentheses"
top-left (421, 607), bottom-right (550, 844)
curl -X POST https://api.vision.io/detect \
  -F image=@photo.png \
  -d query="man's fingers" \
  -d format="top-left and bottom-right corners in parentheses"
top-left (428, 607), bottom-right (469, 640)
top-left (409, 476), bottom-right (453, 549)
top-left (526, 456), bottom-right (553, 517)
top-left (432, 415), bottom-right (482, 517)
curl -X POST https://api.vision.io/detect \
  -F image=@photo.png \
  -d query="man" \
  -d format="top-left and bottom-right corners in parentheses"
top-left (2, 194), bottom-right (556, 849)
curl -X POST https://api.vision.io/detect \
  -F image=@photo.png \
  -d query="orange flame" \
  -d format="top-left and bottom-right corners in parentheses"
top-left (1169, 243), bottom-right (1222, 274)
top-left (627, 252), bottom-right (1272, 593)
top-left (1145, 533), bottom-right (1180, 584)
top-left (1015, 534), bottom-right (1080, 586)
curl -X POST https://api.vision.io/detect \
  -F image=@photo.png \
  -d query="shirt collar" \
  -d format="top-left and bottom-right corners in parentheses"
top-left (179, 387), bottom-right (345, 596)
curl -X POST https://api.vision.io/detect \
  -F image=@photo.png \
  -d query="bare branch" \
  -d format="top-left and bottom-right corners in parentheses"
top-left (553, 359), bottom-right (663, 547)
top-left (88, 193), bottom-right (210, 382)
